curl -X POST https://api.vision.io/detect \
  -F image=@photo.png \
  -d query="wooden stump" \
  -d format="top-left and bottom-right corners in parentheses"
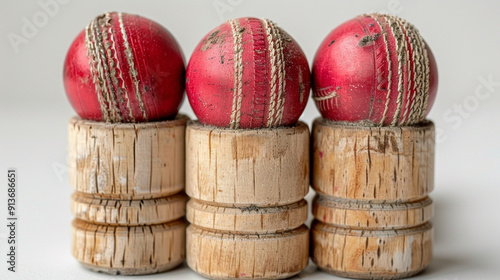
top-left (68, 116), bottom-right (189, 275)
top-left (185, 121), bottom-right (310, 279)
top-left (310, 118), bottom-right (435, 279)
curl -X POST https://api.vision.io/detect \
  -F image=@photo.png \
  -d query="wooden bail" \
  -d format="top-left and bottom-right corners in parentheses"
top-left (185, 121), bottom-right (310, 206)
top-left (68, 115), bottom-right (189, 199)
top-left (311, 118), bottom-right (435, 202)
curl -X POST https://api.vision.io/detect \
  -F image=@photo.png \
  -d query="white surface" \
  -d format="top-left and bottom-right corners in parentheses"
top-left (1, 0), bottom-right (500, 279)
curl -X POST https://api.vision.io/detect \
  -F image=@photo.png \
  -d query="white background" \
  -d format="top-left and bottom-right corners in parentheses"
top-left (1, 0), bottom-right (499, 279)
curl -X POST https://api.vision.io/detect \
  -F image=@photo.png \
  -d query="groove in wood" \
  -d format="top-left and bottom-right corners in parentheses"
top-left (313, 194), bottom-right (433, 229)
top-left (187, 199), bottom-right (307, 234)
top-left (71, 192), bottom-right (188, 226)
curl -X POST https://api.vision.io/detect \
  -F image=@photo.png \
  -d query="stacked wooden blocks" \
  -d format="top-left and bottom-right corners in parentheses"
top-left (310, 120), bottom-right (435, 278)
top-left (183, 17), bottom-right (312, 279)
top-left (68, 116), bottom-right (189, 274)
top-left (185, 122), bottom-right (310, 279)
top-left (309, 13), bottom-right (438, 279)
top-left (63, 12), bottom-right (188, 275)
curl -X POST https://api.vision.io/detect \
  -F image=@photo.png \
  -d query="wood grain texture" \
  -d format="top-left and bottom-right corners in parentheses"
top-left (310, 119), bottom-right (435, 279)
top-left (68, 115), bottom-right (188, 199)
top-left (186, 199), bottom-right (307, 234)
top-left (186, 121), bottom-right (309, 206)
top-left (311, 221), bottom-right (433, 279)
top-left (186, 224), bottom-right (309, 279)
top-left (71, 192), bottom-right (188, 226)
top-left (311, 118), bottom-right (434, 202)
top-left (313, 194), bottom-right (433, 229)
top-left (72, 218), bottom-right (186, 275)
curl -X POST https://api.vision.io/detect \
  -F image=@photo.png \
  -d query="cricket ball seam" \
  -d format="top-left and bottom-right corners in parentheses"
top-left (386, 15), bottom-right (406, 126)
top-left (229, 19), bottom-right (244, 129)
top-left (100, 15), bottom-right (125, 123)
top-left (108, 15), bottom-right (135, 122)
top-left (370, 15), bottom-right (393, 125)
top-left (402, 19), bottom-right (418, 125)
top-left (85, 17), bottom-right (110, 122)
top-left (419, 26), bottom-right (431, 121)
top-left (118, 12), bottom-right (148, 121)
top-left (93, 15), bottom-right (122, 122)
top-left (265, 19), bottom-right (286, 127)
top-left (399, 19), bottom-right (414, 126)
top-left (84, 13), bottom-right (150, 123)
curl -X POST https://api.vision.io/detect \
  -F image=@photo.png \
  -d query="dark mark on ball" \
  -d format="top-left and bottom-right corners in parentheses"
top-left (358, 33), bottom-right (380, 47)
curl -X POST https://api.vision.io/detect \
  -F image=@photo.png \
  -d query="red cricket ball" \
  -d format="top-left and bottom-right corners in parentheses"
top-left (312, 13), bottom-right (438, 126)
top-left (63, 12), bottom-right (185, 122)
top-left (186, 17), bottom-right (310, 129)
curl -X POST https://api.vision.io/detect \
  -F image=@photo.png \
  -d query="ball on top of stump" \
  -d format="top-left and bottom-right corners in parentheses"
top-left (63, 12), bottom-right (189, 275)
top-left (310, 13), bottom-right (438, 279)
top-left (184, 17), bottom-right (311, 279)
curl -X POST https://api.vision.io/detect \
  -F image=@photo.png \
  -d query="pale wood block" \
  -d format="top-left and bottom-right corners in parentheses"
top-left (185, 121), bottom-right (310, 207)
top-left (186, 224), bottom-right (309, 279)
top-left (313, 194), bottom-right (433, 230)
top-left (185, 121), bottom-right (309, 207)
top-left (68, 115), bottom-right (189, 199)
top-left (71, 218), bottom-right (186, 275)
top-left (311, 221), bottom-right (433, 279)
top-left (71, 192), bottom-right (188, 226)
top-left (186, 199), bottom-right (307, 234)
top-left (311, 118), bottom-right (434, 202)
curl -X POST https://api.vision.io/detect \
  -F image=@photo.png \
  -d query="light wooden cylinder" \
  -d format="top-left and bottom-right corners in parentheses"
top-left (71, 192), bottom-right (188, 226)
top-left (68, 115), bottom-right (188, 199)
top-left (187, 199), bottom-right (307, 234)
top-left (68, 114), bottom-right (189, 275)
top-left (310, 118), bottom-right (435, 279)
top-left (313, 194), bottom-right (433, 230)
top-left (311, 118), bottom-right (434, 203)
top-left (186, 121), bottom-right (309, 206)
top-left (71, 218), bottom-right (186, 275)
top-left (185, 121), bottom-right (310, 278)
top-left (186, 224), bottom-right (309, 279)
top-left (311, 221), bottom-right (433, 279)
